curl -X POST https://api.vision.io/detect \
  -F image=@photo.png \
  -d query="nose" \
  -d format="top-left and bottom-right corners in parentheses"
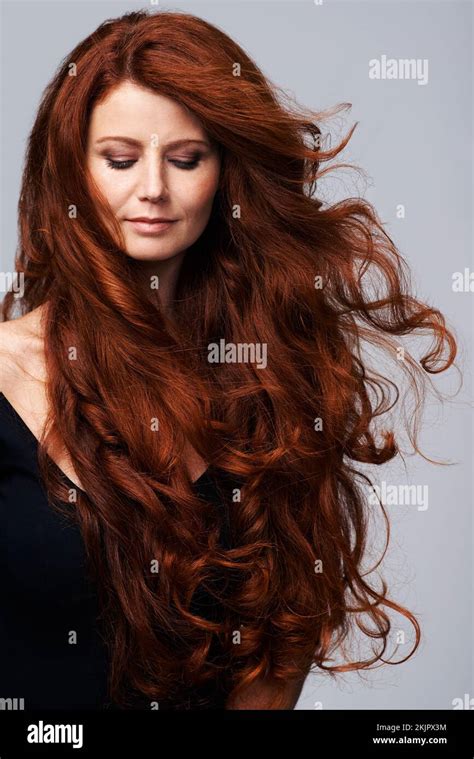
top-left (138, 152), bottom-right (168, 202)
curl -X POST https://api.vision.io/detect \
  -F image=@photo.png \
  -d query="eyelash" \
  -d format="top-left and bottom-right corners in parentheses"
top-left (105, 157), bottom-right (201, 171)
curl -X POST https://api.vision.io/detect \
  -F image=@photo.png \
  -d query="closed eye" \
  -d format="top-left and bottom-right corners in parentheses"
top-left (105, 157), bottom-right (202, 171)
top-left (105, 158), bottom-right (136, 170)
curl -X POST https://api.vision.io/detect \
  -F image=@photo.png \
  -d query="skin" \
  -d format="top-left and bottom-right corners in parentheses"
top-left (85, 79), bottom-right (221, 315)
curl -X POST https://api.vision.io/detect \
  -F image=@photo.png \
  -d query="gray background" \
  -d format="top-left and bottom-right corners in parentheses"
top-left (0, 0), bottom-right (472, 709)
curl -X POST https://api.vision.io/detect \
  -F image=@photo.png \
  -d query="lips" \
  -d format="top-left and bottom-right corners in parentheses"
top-left (126, 219), bottom-right (177, 235)
top-left (128, 218), bottom-right (176, 223)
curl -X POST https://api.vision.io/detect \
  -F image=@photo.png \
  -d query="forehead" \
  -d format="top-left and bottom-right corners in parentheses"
top-left (88, 80), bottom-right (206, 142)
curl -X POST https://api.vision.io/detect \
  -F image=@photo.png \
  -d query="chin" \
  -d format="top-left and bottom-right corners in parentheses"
top-left (124, 246), bottom-right (182, 262)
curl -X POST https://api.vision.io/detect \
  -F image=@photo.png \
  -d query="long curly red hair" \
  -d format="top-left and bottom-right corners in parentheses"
top-left (1, 9), bottom-right (458, 709)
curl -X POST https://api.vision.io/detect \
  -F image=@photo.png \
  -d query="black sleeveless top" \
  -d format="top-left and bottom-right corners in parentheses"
top-left (0, 392), bottom-right (234, 710)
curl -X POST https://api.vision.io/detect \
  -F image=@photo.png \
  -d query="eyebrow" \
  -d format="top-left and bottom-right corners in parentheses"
top-left (94, 136), bottom-right (210, 149)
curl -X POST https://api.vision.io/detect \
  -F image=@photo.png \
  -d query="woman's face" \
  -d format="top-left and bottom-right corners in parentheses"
top-left (86, 80), bottom-right (221, 263)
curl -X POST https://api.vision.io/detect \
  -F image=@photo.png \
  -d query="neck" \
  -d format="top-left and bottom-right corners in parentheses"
top-left (131, 251), bottom-right (187, 319)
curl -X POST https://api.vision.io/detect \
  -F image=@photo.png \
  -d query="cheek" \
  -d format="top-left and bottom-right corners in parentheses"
top-left (181, 173), bottom-right (219, 219)
top-left (88, 160), bottom-right (130, 212)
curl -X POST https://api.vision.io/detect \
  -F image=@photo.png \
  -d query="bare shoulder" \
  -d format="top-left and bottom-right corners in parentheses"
top-left (0, 318), bottom-right (23, 392)
top-left (0, 306), bottom-right (47, 394)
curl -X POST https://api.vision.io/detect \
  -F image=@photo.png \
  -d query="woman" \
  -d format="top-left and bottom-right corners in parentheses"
top-left (0, 9), bottom-right (457, 710)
